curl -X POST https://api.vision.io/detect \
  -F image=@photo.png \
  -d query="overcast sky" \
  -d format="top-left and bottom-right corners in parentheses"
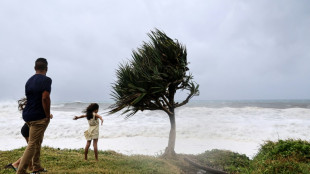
top-left (0, 0), bottom-right (309, 102)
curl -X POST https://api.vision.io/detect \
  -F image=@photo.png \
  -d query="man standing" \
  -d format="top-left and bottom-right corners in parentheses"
top-left (17, 58), bottom-right (52, 174)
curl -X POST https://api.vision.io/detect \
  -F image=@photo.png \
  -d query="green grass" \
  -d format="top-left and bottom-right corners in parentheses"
top-left (2, 139), bottom-right (310, 174)
top-left (0, 147), bottom-right (180, 174)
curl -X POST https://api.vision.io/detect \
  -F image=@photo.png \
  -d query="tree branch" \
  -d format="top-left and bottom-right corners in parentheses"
top-left (172, 78), bottom-right (184, 85)
top-left (161, 95), bottom-right (172, 108)
top-left (174, 93), bottom-right (194, 108)
top-left (156, 99), bottom-right (173, 115)
top-left (146, 100), bottom-right (160, 108)
top-left (165, 78), bottom-right (183, 92)
top-left (143, 107), bottom-right (161, 111)
top-left (175, 82), bottom-right (199, 108)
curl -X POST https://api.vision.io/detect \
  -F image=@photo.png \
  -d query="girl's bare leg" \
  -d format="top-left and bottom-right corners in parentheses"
top-left (12, 158), bottom-right (21, 168)
top-left (93, 139), bottom-right (98, 161)
top-left (12, 157), bottom-right (32, 170)
top-left (85, 140), bottom-right (91, 160)
top-left (12, 137), bottom-right (29, 169)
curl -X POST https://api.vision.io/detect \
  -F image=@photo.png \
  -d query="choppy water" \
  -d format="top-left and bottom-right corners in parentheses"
top-left (1, 100), bottom-right (310, 158)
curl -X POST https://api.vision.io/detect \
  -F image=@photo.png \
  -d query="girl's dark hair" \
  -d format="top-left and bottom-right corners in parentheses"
top-left (18, 97), bottom-right (27, 111)
top-left (83, 103), bottom-right (99, 120)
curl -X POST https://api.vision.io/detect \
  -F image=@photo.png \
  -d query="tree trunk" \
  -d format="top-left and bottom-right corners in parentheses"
top-left (162, 85), bottom-right (177, 158)
top-left (163, 109), bottom-right (177, 158)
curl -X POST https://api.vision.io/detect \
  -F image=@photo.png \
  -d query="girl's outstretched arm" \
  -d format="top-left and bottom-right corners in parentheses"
top-left (73, 115), bottom-right (86, 120)
top-left (95, 114), bottom-right (104, 125)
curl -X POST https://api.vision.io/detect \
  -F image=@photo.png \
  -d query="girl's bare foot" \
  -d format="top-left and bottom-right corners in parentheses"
top-left (12, 163), bottom-right (18, 169)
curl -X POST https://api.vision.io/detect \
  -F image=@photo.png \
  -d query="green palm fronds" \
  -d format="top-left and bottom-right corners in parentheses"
top-left (109, 29), bottom-right (199, 117)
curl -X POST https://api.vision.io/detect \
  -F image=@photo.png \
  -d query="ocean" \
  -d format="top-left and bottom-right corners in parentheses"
top-left (1, 100), bottom-right (310, 158)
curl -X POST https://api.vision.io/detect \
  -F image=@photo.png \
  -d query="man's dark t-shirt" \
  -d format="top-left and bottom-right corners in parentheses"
top-left (23, 74), bottom-right (52, 122)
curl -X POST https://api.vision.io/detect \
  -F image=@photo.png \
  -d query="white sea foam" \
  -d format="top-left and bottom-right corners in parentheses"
top-left (1, 101), bottom-right (310, 158)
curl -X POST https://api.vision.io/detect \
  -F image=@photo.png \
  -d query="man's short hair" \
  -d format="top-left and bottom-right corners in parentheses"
top-left (35, 58), bottom-right (48, 71)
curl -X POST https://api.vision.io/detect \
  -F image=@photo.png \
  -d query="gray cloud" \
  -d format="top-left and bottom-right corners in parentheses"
top-left (0, 0), bottom-right (309, 102)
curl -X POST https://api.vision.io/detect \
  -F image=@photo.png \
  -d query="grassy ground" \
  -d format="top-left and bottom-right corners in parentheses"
top-left (2, 139), bottom-right (310, 174)
top-left (0, 147), bottom-right (181, 174)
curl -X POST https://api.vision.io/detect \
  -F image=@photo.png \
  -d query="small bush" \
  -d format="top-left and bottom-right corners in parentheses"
top-left (195, 149), bottom-right (250, 173)
top-left (255, 139), bottom-right (310, 161)
top-left (249, 139), bottom-right (310, 174)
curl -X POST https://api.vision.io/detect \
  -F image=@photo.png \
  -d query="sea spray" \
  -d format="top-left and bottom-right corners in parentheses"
top-left (1, 100), bottom-right (310, 158)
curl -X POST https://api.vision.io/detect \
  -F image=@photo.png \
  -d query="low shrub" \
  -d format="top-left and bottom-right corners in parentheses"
top-left (249, 139), bottom-right (310, 174)
top-left (195, 149), bottom-right (250, 173)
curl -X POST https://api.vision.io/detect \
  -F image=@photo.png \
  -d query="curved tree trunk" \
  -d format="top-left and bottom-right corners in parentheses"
top-left (163, 109), bottom-right (177, 158)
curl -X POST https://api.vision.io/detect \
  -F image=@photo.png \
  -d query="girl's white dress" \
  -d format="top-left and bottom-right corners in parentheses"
top-left (84, 113), bottom-right (99, 140)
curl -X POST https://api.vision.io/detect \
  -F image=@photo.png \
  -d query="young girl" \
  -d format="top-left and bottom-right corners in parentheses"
top-left (74, 103), bottom-right (103, 161)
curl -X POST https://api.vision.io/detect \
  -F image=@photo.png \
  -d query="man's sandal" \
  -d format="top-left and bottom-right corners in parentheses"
top-left (32, 168), bottom-right (47, 173)
top-left (30, 172), bottom-right (40, 174)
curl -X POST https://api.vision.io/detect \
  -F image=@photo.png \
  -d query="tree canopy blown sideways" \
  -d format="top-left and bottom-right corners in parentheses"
top-left (109, 29), bottom-right (199, 157)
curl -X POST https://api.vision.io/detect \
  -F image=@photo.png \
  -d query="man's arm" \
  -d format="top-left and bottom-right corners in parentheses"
top-left (42, 91), bottom-right (51, 119)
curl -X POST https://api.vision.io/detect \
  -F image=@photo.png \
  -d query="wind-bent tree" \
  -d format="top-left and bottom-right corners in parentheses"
top-left (109, 29), bottom-right (199, 158)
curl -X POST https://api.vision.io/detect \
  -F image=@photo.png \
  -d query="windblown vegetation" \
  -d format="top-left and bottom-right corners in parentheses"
top-left (109, 29), bottom-right (199, 157)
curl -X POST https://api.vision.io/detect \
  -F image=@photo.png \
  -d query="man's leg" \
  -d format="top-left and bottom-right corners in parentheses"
top-left (17, 119), bottom-right (49, 174)
top-left (16, 121), bottom-right (38, 173)
top-left (32, 118), bottom-right (49, 171)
